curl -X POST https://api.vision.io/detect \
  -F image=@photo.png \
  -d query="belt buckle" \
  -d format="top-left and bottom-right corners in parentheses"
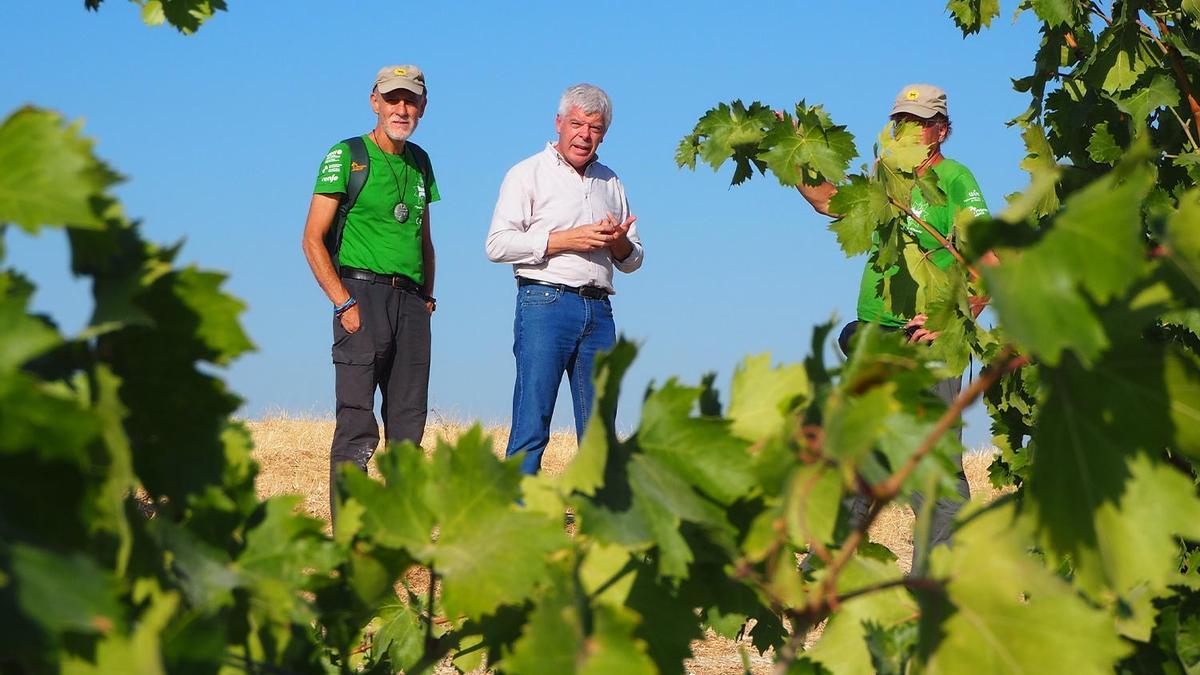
top-left (390, 275), bottom-right (400, 289)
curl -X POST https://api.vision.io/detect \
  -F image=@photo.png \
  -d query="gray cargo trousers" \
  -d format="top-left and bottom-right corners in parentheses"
top-left (329, 276), bottom-right (431, 517)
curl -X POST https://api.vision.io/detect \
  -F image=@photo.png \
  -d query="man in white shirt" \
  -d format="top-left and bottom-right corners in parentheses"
top-left (486, 83), bottom-right (644, 475)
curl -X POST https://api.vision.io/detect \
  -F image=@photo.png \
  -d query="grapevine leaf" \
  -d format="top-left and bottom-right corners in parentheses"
top-left (626, 454), bottom-right (731, 577)
top-left (60, 585), bottom-right (178, 675)
top-left (985, 145), bottom-right (1154, 364)
top-left (429, 427), bottom-right (566, 620)
top-left (238, 496), bottom-right (340, 586)
top-left (1166, 188), bottom-right (1200, 289)
top-left (677, 101), bottom-right (775, 186)
top-left (638, 379), bottom-right (755, 505)
top-left (1111, 74), bottom-right (1181, 123)
top-left (727, 353), bottom-right (811, 441)
top-left (878, 121), bottom-right (929, 175)
top-left (626, 566), bottom-right (708, 672)
top-left (1030, 0), bottom-right (1074, 26)
top-left (580, 606), bottom-right (659, 675)
top-left (7, 543), bottom-right (124, 636)
top-left (918, 504), bottom-right (1130, 673)
top-left (1016, 124), bottom-right (1061, 217)
top-left (1087, 122), bottom-right (1123, 165)
top-left (823, 383), bottom-right (900, 461)
top-left (505, 567), bottom-right (657, 675)
top-left (341, 441), bottom-right (434, 552)
top-left (0, 107), bottom-right (119, 232)
top-left (810, 554), bottom-right (916, 674)
top-left (436, 508), bottom-right (565, 621)
top-left (761, 104), bottom-right (856, 186)
top-left (1176, 152), bottom-right (1200, 184)
top-left (875, 411), bottom-right (967, 503)
top-left (0, 373), bottom-right (98, 467)
top-left (147, 518), bottom-right (239, 610)
top-left (0, 295), bottom-right (61, 374)
top-left (828, 176), bottom-right (891, 257)
top-left (1029, 342), bottom-right (1200, 575)
top-left (86, 365), bottom-right (135, 577)
top-left (1091, 24), bottom-right (1152, 94)
top-left (133, 0), bottom-right (227, 34)
top-left (153, 267), bottom-right (254, 366)
top-left (373, 602), bottom-right (424, 673)
top-left (561, 339), bottom-right (637, 496)
top-left (1036, 149), bottom-right (1153, 303)
top-left (783, 465), bottom-right (843, 550)
top-left (922, 272), bottom-right (977, 374)
top-left (1069, 454), bottom-right (1200, 640)
top-left (882, 240), bottom-right (956, 321)
top-left (946, 0), bottom-right (1000, 35)
top-left (674, 133), bottom-right (700, 171)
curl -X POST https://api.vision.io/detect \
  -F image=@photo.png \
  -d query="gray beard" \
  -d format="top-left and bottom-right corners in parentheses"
top-left (384, 120), bottom-right (417, 143)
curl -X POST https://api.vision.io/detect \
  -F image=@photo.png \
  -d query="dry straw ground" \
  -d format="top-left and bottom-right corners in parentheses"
top-left (248, 417), bottom-right (1000, 675)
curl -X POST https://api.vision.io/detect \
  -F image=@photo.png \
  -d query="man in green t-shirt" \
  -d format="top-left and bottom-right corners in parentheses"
top-left (301, 65), bottom-right (441, 518)
top-left (794, 84), bottom-right (997, 567)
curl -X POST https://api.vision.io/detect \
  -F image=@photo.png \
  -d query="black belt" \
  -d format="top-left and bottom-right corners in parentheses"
top-left (341, 266), bottom-right (423, 294)
top-left (518, 278), bottom-right (610, 300)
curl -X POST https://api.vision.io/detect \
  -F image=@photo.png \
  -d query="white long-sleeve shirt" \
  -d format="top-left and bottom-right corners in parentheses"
top-left (486, 143), bottom-right (644, 293)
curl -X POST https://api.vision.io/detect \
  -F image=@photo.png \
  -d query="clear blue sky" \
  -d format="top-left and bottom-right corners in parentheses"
top-left (3, 1), bottom-right (1043, 449)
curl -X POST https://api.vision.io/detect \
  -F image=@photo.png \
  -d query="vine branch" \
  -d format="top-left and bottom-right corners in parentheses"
top-left (888, 196), bottom-right (981, 282)
top-left (772, 347), bottom-right (1028, 674)
top-left (1150, 11), bottom-right (1200, 139)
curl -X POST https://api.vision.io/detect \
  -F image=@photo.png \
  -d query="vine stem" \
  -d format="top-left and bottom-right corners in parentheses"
top-left (887, 196), bottom-right (981, 282)
top-left (1149, 11), bottom-right (1200, 142)
top-left (771, 347), bottom-right (1027, 675)
top-left (425, 564), bottom-right (437, 651)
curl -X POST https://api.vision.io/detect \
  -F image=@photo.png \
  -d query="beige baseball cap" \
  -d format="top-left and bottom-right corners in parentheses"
top-left (374, 65), bottom-right (426, 96)
top-left (890, 83), bottom-right (947, 118)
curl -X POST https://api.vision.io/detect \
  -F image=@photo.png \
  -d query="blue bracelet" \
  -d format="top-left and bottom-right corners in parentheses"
top-left (334, 296), bottom-right (357, 315)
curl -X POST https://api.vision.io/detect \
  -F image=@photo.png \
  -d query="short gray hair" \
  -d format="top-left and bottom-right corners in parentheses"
top-left (558, 83), bottom-right (612, 129)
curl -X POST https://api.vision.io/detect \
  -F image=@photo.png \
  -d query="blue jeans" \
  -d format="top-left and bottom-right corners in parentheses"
top-left (505, 284), bottom-right (616, 474)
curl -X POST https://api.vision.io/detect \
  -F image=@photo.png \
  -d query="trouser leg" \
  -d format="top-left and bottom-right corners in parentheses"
top-left (910, 374), bottom-right (970, 571)
top-left (329, 279), bottom-right (384, 519)
top-left (566, 297), bottom-right (616, 442)
top-left (381, 291), bottom-right (431, 449)
top-left (505, 288), bottom-right (581, 475)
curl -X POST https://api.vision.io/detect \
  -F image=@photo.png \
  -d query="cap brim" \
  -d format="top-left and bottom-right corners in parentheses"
top-left (889, 102), bottom-right (941, 118)
top-left (376, 80), bottom-right (425, 96)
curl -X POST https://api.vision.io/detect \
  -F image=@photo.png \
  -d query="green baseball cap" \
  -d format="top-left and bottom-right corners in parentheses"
top-left (374, 65), bottom-right (426, 96)
top-left (890, 83), bottom-right (947, 118)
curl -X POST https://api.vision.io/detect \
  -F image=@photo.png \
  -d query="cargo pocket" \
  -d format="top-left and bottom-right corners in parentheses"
top-left (332, 317), bottom-right (376, 411)
top-left (332, 316), bottom-right (375, 365)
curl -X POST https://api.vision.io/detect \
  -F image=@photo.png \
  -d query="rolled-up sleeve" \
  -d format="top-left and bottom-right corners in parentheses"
top-left (486, 168), bottom-right (548, 264)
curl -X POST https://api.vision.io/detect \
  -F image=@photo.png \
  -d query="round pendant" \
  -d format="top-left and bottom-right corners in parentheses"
top-left (393, 202), bottom-right (410, 223)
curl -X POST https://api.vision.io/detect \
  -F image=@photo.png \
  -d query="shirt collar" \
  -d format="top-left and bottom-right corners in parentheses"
top-left (544, 141), bottom-right (600, 173)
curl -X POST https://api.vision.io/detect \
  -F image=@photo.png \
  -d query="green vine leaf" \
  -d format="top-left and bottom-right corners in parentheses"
top-left (918, 504), bottom-right (1130, 673)
top-left (0, 108), bottom-right (120, 232)
top-left (946, 0), bottom-right (1000, 35)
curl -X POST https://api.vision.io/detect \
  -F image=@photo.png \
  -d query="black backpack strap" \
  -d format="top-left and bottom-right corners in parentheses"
top-left (324, 136), bottom-right (369, 270)
top-left (406, 142), bottom-right (434, 205)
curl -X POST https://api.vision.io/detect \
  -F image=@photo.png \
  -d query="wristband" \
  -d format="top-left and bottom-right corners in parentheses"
top-left (334, 296), bottom-right (357, 316)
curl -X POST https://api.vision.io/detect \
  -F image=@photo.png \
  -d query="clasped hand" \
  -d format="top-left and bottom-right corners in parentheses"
top-left (560, 213), bottom-right (636, 253)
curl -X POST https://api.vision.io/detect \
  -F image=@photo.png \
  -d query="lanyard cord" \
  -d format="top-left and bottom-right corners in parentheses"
top-left (371, 131), bottom-right (412, 214)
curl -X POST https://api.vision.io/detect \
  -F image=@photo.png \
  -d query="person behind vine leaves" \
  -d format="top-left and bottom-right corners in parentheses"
top-left (301, 65), bottom-right (440, 518)
top-left (486, 83), bottom-right (644, 475)
top-left (794, 84), bottom-right (997, 561)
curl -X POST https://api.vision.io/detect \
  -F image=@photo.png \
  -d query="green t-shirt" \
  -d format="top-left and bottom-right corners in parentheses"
top-left (856, 158), bottom-right (989, 327)
top-left (314, 135), bottom-right (440, 282)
